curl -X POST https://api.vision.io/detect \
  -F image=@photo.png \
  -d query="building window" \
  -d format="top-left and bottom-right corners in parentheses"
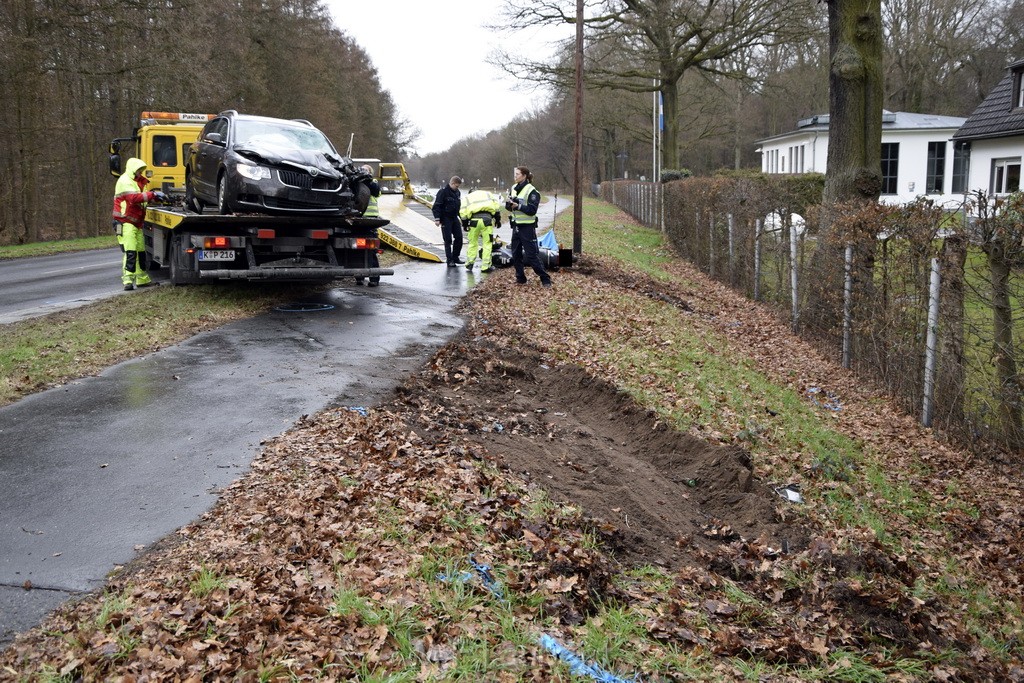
top-left (881, 142), bottom-right (899, 194)
top-left (1015, 72), bottom-right (1024, 109)
top-left (951, 144), bottom-right (969, 194)
top-left (992, 157), bottom-right (1022, 194)
top-left (926, 141), bottom-right (946, 194)
top-left (799, 145), bottom-right (805, 173)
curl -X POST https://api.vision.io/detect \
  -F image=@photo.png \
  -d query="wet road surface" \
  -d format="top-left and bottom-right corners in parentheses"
top-left (0, 249), bottom-right (123, 325)
top-left (0, 198), bottom-right (569, 646)
top-left (0, 263), bottom-right (472, 644)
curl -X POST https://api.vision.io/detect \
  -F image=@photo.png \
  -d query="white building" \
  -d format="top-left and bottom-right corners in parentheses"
top-left (951, 59), bottom-right (1024, 199)
top-left (755, 111), bottom-right (967, 207)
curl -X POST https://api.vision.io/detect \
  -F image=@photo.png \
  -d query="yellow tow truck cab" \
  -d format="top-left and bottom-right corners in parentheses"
top-left (109, 111), bottom-right (213, 193)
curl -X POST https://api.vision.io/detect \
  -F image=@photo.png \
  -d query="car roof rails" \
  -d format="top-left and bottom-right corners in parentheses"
top-left (290, 118), bottom-right (315, 127)
top-left (218, 109), bottom-right (239, 117)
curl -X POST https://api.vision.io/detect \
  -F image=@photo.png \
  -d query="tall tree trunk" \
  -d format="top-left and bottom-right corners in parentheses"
top-left (661, 79), bottom-right (679, 170)
top-left (823, 0), bottom-right (884, 205)
top-left (937, 235), bottom-right (967, 433)
top-left (805, 0), bottom-right (884, 335)
top-left (987, 241), bottom-right (1023, 446)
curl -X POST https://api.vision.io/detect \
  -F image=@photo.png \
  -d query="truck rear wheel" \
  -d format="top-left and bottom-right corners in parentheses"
top-left (169, 234), bottom-right (201, 285)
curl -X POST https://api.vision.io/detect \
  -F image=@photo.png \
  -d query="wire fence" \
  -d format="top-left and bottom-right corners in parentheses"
top-left (600, 177), bottom-right (1024, 455)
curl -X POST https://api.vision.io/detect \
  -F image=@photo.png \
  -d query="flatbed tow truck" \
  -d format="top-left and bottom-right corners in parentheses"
top-left (110, 112), bottom-right (394, 285)
top-left (143, 207), bottom-right (392, 285)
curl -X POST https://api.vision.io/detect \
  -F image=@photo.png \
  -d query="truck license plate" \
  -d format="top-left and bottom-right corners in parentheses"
top-left (198, 249), bottom-right (235, 261)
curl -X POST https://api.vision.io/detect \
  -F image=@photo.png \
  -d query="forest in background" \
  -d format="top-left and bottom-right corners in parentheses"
top-left (2, 0), bottom-right (1023, 244)
top-left (0, 0), bottom-right (409, 245)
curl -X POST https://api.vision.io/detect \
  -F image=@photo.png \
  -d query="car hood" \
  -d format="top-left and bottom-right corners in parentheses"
top-left (233, 144), bottom-right (347, 179)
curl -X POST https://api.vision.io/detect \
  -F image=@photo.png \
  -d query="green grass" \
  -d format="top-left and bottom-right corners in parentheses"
top-left (189, 565), bottom-right (229, 598)
top-left (545, 198), bottom-right (1024, 673)
top-left (0, 282), bottom-right (325, 406)
top-left (0, 235), bottom-right (114, 260)
top-left (549, 201), bottom-right (675, 280)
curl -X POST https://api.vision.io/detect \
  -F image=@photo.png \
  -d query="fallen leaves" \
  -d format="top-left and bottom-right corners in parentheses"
top-left (3, 253), bottom-right (1023, 679)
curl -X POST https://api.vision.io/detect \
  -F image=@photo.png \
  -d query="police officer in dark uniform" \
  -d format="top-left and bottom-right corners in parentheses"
top-left (506, 166), bottom-right (552, 287)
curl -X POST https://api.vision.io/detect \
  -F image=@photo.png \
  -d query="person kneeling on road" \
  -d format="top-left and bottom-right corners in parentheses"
top-left (112, 157), bottom-right (166, 291)
top-left (460, 189), bottom-right (501, 273)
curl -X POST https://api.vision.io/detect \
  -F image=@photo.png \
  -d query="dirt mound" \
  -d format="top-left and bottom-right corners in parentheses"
top-left (396, 335), bottom-right (813, 569)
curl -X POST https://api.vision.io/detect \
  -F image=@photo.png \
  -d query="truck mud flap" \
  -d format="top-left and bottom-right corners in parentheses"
top-left (197, 267), bottom-right (395, 281)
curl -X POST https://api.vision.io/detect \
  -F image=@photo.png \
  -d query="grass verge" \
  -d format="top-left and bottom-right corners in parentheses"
top-left (0, 236), bottom-right (115, 260)
top-left (1, 199), bottom-right (1021, 679)
top-left (0, 283), bottom-right (327, 406)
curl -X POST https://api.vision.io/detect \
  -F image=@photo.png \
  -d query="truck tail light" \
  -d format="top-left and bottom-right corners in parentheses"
top-left (256, 229), bottom-right (275, 239)
top-left (311, 230), bottom-right (329, 240)
top-left (355, 237), bottom-right (379, 249)
top-left (204, 236), bottom-right (230, 249)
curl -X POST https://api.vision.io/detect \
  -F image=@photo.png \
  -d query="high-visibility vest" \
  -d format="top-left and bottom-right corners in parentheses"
top-left (510, 182), bottom-right (538, 225)
top-left (363, 191), bottom-right (380, 218)
top-left (460, 190), bottom-right (500, 220)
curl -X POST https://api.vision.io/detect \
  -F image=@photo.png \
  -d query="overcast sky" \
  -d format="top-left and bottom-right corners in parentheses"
top-left (324, 0), bottom-right (572, 157)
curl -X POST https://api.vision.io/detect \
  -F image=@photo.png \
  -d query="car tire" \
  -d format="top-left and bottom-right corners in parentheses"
top-left (184, 174), bottom-right (204, 214)
top-left (354, 181), bottom-right (371, 215)
top-left (217, 174), bottom-right (232, 215)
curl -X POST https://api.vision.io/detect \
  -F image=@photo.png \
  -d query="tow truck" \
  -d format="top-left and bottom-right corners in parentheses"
top-left (109, 112), bottom-right (393, 285)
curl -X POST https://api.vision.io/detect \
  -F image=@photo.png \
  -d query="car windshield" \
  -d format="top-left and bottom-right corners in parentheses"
top-left (233, 120), bottom-right (336, 154)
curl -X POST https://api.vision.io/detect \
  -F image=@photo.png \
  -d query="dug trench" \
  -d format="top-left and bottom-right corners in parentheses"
top-left (383, 268), bottom-right (965, 662)
top-left (391, 333), bottom-right (814, 571)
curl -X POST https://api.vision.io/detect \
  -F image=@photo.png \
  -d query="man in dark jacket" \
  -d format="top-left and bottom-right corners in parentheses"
top-left (432, 176), bottom-right (464, 267)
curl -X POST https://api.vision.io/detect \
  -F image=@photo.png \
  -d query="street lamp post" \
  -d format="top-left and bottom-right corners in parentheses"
top-left (616, 151), bottom-right (629, 179)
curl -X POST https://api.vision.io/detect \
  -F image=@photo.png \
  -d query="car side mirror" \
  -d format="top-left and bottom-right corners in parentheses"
top-left (109, 153), bottom-right (122, 177)
top-left (204, 132), bottom-right (223, 145)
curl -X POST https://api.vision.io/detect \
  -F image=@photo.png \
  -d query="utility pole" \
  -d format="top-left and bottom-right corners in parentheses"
top-left (572, 0), bottom-right (584, 256)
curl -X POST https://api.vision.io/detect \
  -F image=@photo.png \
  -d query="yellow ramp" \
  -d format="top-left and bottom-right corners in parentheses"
top-left (377, 195), bottom-right (445, 262)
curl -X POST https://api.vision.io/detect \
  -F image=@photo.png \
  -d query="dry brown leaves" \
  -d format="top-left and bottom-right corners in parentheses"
top-left (3, 252), bottom-right (1023, 681)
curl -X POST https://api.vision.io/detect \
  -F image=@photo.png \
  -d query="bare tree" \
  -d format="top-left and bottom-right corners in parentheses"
top-left (0, 0), bottom-right (410, 246)
top-left (883, 0), bottom-right (990, 114)
top-left (492, 0), bottom-right (818, 170)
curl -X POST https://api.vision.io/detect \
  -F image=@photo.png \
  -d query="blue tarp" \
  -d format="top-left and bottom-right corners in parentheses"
top-left (539, 229), bottom-right (559, 251)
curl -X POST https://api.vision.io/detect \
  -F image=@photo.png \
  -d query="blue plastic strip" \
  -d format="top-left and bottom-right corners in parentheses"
top-left (436, 556), bottom-right (507, 605)
top-left (538, 633), bottom-right (638, 683)
top-left (469, 554), bottom-right (508, 604)
top-left (539, 229), bottom-right (559, 251)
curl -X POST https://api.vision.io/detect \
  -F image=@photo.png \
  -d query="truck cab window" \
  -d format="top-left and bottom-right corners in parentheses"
top-left (153, 136), bottom-right (177, 167)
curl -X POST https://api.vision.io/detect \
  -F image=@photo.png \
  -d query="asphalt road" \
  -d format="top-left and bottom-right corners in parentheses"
top-left (0, 198), bottom-right (569, 647)
top-left (0, 248), bottom-right (126, 325)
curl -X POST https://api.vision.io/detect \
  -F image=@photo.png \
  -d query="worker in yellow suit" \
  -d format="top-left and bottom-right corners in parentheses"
top-left (460, 189), bottom-right (501, 273)
top-left (112, 157), bottom-right (166, 290)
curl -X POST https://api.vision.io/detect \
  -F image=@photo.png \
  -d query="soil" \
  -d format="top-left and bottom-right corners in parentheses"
top-left (393, 334), bottom-right (814, 570)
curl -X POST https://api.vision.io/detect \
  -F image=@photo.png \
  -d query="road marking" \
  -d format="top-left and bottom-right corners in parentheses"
top-left (42, 262), bottom-right (111, 275)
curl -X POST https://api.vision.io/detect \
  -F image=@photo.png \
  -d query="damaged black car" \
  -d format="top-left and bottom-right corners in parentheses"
top-left (185, 111), bottom-right (370, 216)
